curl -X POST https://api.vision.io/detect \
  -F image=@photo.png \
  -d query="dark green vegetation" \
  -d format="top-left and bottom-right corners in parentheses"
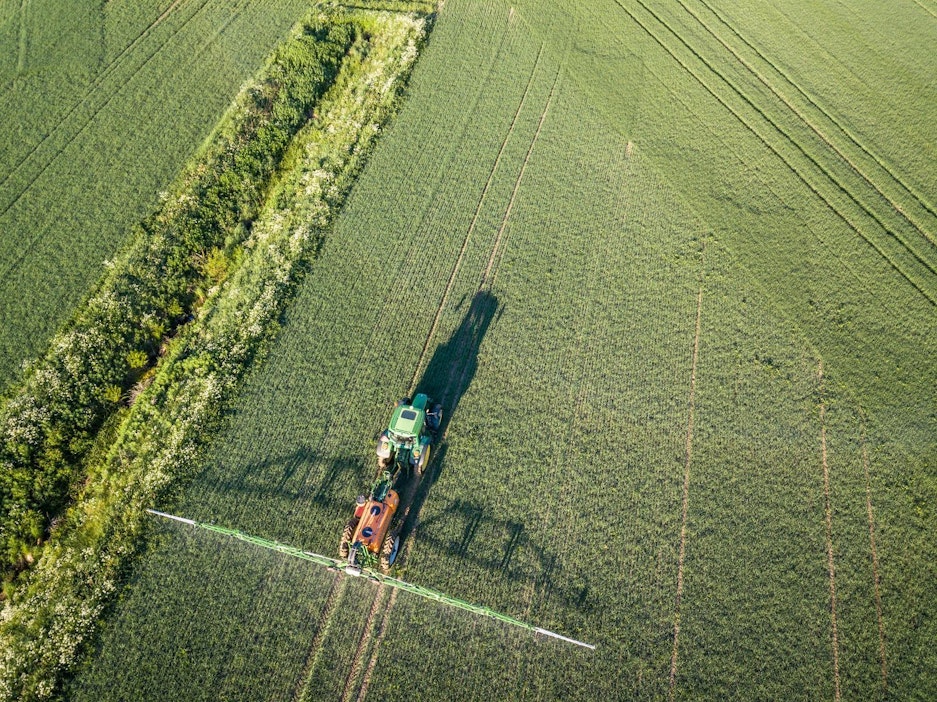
top-left (0, 12), bottom-right (353, 579)
top-left (0, 5), bottom-right (431, 699)
top-left (0, 0), bottom-right (312, 390)
top-left (7, 0), bottom-right (937, 700)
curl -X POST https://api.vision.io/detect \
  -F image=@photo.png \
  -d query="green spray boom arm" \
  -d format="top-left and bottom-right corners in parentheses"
top-left (145, 509), bottom-right (595, 650)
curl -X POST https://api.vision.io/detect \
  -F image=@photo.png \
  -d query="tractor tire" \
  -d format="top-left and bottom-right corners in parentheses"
top-left (380, 531), bottom-right (400, 571)
top-left (415, 444), bottom-right (431, 476)
top-left (339, 518), bottom-right (358, 559)
top-left (396, 397), bottom-right (411, 407)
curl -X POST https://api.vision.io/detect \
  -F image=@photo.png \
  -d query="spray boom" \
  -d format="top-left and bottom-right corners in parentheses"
top-left (145, 509), bottom-right (595, 650)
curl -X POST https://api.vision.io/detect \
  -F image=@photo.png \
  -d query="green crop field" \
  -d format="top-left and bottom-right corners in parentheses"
top-left (2, 0), bottom-right (935, 699)
top-left (0, 0), bottom-right (313, 390)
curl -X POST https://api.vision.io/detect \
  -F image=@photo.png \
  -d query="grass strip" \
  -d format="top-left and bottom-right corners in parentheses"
top-left (0, 7), bottom-right (430, 701)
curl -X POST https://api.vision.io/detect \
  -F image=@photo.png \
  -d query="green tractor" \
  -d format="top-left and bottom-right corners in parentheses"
top-left (376, 393), bottom-right (442, 477)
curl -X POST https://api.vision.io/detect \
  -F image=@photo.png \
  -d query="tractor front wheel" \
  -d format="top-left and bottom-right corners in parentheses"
top-left (380, 531), bottom-right (400, 571)
top-left (339, 517), bottom-right (359, 559)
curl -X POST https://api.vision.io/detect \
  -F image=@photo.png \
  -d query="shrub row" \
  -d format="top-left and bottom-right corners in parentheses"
top-left (0, 15), bottom-right (357, 578)
top-left (0, 8), bottom-right (429, 700)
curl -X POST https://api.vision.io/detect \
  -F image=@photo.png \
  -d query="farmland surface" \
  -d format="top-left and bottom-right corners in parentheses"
top-left (0, 0), bottom-right (310, 390)
top-left (71, 0), bottom-right (935, 700)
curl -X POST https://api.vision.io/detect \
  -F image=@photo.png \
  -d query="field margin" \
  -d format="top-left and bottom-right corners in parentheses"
top-left (0, 6), bottom-right (432, 700)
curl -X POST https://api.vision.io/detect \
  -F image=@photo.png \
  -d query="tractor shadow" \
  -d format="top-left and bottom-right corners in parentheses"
top-left (414, 289), bottom-right (502, 424)
top-left (397, 290), bottom-right (500, 539)
top-left (393, 291), bottom-right (591, 613)
top-left (415, 499), bottom-right (592, 612)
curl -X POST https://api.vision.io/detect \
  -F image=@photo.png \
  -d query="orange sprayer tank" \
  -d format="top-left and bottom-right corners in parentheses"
top-left (353, 490), bottom-right (399, 554)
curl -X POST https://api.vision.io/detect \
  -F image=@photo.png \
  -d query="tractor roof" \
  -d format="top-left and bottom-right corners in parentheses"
top-left (389, 404), bottom-right (423, 437)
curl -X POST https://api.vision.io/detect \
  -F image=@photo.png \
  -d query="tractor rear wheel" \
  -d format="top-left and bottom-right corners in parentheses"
top-left (380, 531), bottom-right (400, 571)
top-left (339, 517), bottom-right (359, 559)
top-left (415, 444), bottom-right (431, 476)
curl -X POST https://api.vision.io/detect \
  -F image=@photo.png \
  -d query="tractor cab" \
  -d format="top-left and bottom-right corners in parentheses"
top-left (388, 403), bottom-right (425, 443)
top-left (376, 393), bottom-right (442, 477)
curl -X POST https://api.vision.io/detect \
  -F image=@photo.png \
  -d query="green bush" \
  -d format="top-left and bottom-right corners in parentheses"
top-left (0, 8), bottom-right (428, 699)
top-left (0, 16), bottom-right (356, 579)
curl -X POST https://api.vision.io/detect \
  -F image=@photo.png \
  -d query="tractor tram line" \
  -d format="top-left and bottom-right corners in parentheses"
top-left (346, 64), bottom-right (562, 702)
top-left (340, 584), bottom-right (393, 702)
top-left (285, 34), bottom-right (524, 700)
top-left (407, 40), bottom-right (544, 394)
top-left (289, 575), bottom-right (348, 702)
top-left (668, 254), bottom-right (706, 702)
top-left (354, 584), bottom-right (401, 702)
top-left (859, 416), bottom-right (888, 692)
top-left (817, 360), bottom-right (842, 702)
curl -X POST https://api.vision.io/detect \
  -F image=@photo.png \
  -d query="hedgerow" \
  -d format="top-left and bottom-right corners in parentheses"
top-left (0, 8), bottom-right (428, 700)
top-left (0, 14), bottom-right (356, 580)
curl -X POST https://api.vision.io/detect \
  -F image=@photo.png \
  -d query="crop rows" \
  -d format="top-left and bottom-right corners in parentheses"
top-left (0, 0), bottom-right (310, 389)
top-left (69, 0), bottom-right (936, 699)
top-left (612, 0), bottom-right (936, 307)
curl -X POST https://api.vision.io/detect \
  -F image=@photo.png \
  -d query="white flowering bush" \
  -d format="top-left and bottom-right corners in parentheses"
top-left (0, 12), bottom-right (356, 583)
top-left (0, 7), bottom-right (429, 700)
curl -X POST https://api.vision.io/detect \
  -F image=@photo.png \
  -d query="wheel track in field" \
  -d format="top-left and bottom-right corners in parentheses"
top-left (409, 41), bottom-right (544, 392)
top-left (350, 61), bottom-right (561, 702)
top-left (291, 23), bottom-right (525, 701)
top-left (678, 0), bottom-right (937, 251)
top-left (482, 65), bottom-right (559, 289)
top-left (189, 0), bottom-right (254, 63)
top-left (15, 0), bottom-right (27, 76)
top-left (860, 415), bottom-right (888, 692)
top-left (0, 0), bottom-right (195, 198)
top-left (911, 0), bottom-right (937, 19)
top-left (668, 243), bottom-right (705, 702)
top-left (693, 0), bottom-right (937, 234)
top-left (817, 360), bottom-right (842, 702)
top-left (339, 584), bottom-right (391, 702)
top-left (613, 0), bottom-right (937, 307)
top-left (0, 0), bottom-right (216, 285)
top-left (354, 587), bottom-right (398, 702)
top-left (289, 574), bottom-right (347, 702)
